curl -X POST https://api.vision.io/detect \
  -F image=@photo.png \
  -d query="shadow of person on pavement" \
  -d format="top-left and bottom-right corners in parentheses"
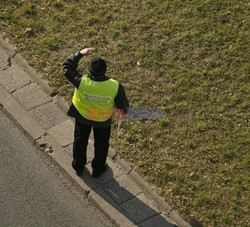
top-left (79, 165), bottom-right (177, 227)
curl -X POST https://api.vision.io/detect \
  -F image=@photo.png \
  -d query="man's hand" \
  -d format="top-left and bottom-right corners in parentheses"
top-left (80, 47), bottom-right (95, 56)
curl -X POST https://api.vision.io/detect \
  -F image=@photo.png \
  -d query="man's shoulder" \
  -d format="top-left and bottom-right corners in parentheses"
top-left (109, 77), bottom-right (119, 84)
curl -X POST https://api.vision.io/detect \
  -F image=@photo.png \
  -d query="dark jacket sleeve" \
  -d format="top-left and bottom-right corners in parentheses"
top-left (62, 52), bottom-right (83, 88)
top-left (114, 83), bottom-right (129, 113)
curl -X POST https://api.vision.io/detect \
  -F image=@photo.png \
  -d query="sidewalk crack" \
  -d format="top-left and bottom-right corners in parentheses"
top-left (137, 213), bottom-right (160, 225)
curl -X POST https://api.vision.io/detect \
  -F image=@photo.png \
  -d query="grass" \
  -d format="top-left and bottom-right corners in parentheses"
top-left (1, 0), bottom-right (249, 225)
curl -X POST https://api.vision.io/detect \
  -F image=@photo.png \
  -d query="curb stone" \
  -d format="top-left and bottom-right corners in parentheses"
top-left (0, 85), bottom-right (45, 142)
top-left (0, 35), bottom-right (191, 227)
top-left (115, 156), bottom-right (133, 174)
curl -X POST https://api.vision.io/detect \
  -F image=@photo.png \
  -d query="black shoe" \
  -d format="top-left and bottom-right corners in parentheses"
top-left (72, 162), bottom-right (85, 176)
top-left (76, 170), bottom-right (84, 176)
top-left (73, 166), bottom-right (84, 176)
top-left (92, 165), bottom-right (108, 178)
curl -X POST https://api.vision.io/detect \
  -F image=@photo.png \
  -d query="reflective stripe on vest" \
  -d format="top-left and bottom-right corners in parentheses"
top-left (72, 75), bottom-right (119, 122)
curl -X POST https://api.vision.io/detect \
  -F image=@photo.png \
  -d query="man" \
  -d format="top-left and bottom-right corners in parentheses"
top-left (63, 48), bottom-right (129, 178)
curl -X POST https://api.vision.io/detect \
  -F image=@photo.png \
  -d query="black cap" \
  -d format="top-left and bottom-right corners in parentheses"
top-left (89, 56), bottom-right (107, 76)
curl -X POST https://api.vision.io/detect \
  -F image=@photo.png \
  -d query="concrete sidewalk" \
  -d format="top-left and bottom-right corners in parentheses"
top-left (0, 34), bottom-right (191, 227)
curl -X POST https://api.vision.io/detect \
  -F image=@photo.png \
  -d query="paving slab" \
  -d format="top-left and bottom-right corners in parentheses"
top-left (120, 193), bottom-right (160, 224)
top-left (13, 83), bottom-right (52, 110)
top-left (0, 51), bottom-right (9, 69)
top-left (13, 53), bottom-right (54, 96)
top-left (102, 175), bottom-right (142, 205)
top-left (86, 140), bottom-right (95, 162)
top-left (47, 119), bottom-right (74, 147)
top-left (138, 214), bottom-right (176, 227)
top-left (65, 143), bottom-right (74, 157)
top-left (108, 147), bottom-right (118, 159)
top-left (86, 158), bottom-right (126, 184)
top-left (28, 102), bottom-right (68, 129)
top-left (0, 65), bottom-right (33, 92)
top-left (0, 85), bottom-right (45, 142)
top-left (89, 187), bottom-right (136, 227)
top-left (79, 171), bottom-right (100, 190)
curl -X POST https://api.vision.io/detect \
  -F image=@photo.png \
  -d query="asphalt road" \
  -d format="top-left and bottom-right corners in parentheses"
top-left (0, 110), bottom-right (114, 227)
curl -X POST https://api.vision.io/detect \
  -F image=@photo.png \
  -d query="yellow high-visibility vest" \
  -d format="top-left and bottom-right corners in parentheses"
top-left (72, 75), bottom-right (119, 122)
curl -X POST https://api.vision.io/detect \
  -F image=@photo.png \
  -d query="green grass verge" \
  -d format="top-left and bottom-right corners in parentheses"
top-left (1, 0), bottom-right (249, 225)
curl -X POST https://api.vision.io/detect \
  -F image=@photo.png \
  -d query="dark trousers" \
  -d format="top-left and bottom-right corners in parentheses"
top-left (72, 120), bottom-right (111, 173)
